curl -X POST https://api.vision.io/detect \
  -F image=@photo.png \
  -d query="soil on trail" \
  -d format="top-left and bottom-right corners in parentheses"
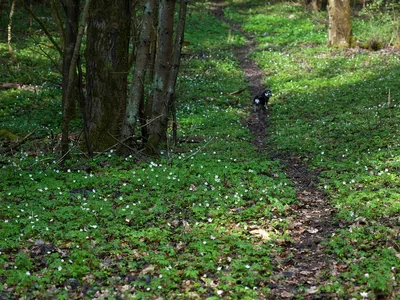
top-left (211, 2), bottom-right (341, 298)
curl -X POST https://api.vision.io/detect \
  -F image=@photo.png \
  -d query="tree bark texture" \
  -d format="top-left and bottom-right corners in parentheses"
top-left (328, 0), bottom-right (352, 47)
top-left (168, 0), bottom-right (188, 146)
top-left (119, 0), bottom-right (156, 155)
top-left (7, 0), bottom-right (16, 58)
top-left (146, 0), bottom-right (175, 154)
top-left (61, 0), bottom-right (80, 157)
top-left (141, 1), bottom-right (159, 141)
top-left (61, 0), bottom-right (90, 159)
top-left (85, 0), bottom-right (131, 151)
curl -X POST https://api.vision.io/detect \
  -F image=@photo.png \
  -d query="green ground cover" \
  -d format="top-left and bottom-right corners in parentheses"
top-left (226, 0), bottom-right (400, 297)
top-left (0, 4), bottom-right (294, 299)
top-left (1, 1), bottom-right (400, 298)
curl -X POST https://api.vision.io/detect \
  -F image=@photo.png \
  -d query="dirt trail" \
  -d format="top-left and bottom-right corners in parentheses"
top-left (211, 2), bottom-right (341, 298)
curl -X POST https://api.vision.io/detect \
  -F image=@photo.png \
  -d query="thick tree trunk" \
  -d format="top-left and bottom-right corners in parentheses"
top-left (146, 0), bottom-right (175, 154)
top-left (328, 0), bottom-right (352, 47)
top-left (118, 0), bottom-right (155, 155)
top-left (85, 0), bottom-right (131, 151)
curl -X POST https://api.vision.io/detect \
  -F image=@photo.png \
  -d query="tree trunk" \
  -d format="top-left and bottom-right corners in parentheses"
top-left (61, 0), bottom-right (80, 157)
top-left (7, 0), bottom-right (16, 58)
top-left (328, 0), bottom-right (352, 47)
top-left (141, 1), bottom-right (159, 141)
top-left (85, 0), bottom-right (131, 151)
top-left (61, 0), bottom-right (90, 159)
top-left (118, 0), bottom-right (155, 155)
top-left (146, 0), bottom-right (175, 154)
top-left (311, 0), bottom-right (320, 12)
top-left (167, 0), bottom-right (188, 146)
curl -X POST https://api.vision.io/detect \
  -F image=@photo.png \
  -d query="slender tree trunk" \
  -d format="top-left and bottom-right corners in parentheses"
top-left (167, 0), bottom-right (188, 146)
top-left (85, 0), bottom-right (131, 151)
top-left (141, 1), bottom-right (159, 141)
top-left (61, 0), bottom-right (90, 159)
top-left (118, 0), bottom-right (155, 155)
top-left (7, 0), bottom-right (16, 58)
top-left (397, 20), bottom-right (400, 48)
top-left (146, 0), bottom-right (175, 154)
top-left (128, 1), bottom-right (139, 70)
top-left (311, 0), bottom-right (320, 12)
top-left (328, 0), bottom-right (352, 47)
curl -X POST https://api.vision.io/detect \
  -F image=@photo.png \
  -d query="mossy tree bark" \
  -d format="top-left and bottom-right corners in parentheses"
top-left (118, 0), bottom-right (156, 155)
top-left (85, 0), bottom-right (131, 151)
top-left (146, 0), bottom-right (175, 155)
top-left (328, 0), bottom-right (352, 47)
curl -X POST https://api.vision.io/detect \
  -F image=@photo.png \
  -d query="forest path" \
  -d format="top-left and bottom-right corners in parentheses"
top-left (211, 1), bottom-right (341, 298)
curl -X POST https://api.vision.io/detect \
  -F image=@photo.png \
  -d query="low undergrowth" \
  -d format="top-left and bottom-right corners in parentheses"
top-left (1, 3), bottom-right (295, 299)
top-left (1, 1), bottom-right (400, 299)
top-left (226, 0), bottom-right (400, 298)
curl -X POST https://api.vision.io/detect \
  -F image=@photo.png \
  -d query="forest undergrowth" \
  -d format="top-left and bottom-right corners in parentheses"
top-left (1, 1), bottom-right (400, 299)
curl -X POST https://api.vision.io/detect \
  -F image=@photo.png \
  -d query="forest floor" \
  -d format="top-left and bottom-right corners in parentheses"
top-left (211, 1), bottom-right (342, 298)
top-left (1, 1), bottom-right (400, 299)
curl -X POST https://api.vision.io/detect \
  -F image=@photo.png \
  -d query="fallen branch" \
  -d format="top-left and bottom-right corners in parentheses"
top-left (176, 136), bottom-right (205, 143)
top-left (229, 87), bottom-right (246, 95)
top-left (0, 83), bottom-right (40, 91)
top-left (0, 129), bottom-right (36, 154)
top-left (107, 132), bottom-right (138, 154)
top-left (179, 137), bottom-right (215, 163)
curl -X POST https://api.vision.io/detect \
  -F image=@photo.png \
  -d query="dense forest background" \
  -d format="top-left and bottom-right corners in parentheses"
top-left (1, 0), bottom-right (400, 298)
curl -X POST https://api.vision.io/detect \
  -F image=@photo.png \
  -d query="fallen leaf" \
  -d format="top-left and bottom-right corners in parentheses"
top-left (140, 264), bottom-right (155, 275)
top-left (280, 291), bottom-right (295, 298)
top-left (306, 286), bottom-right (318, 294)
top-left (250, 228), bottom-right (271, 241)
top-left (306, 227), bottom-right (319, 234)
top-left (176, 241), bottom-right (185, 251)
top-left (299, 270), bottom-right (313, 276)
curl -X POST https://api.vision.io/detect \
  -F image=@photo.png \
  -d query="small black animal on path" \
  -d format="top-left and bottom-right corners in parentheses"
top-left (253, 89), bottom-right (272, 112)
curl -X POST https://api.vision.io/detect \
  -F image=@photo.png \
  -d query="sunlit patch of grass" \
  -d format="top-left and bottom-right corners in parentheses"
top-left (226, 0), bottom-right (400, 297)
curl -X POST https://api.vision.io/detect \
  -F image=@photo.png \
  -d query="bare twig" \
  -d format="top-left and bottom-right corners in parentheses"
top-left (139, 114), bottom-right (164, 128)
top-left (0, 129), bottom-right (37, 155)
top-left (107, 132), bottom-right (138, 153)
top-left (28, 34), bottom-right (61, 72)
top-left (22, 2), bottom-right (63, 55)
top-left (229, 87), bottom-right (246, 95)
top-left (179, 137), bottom-right (215, 163)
